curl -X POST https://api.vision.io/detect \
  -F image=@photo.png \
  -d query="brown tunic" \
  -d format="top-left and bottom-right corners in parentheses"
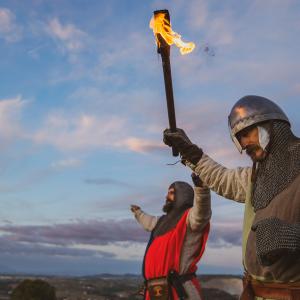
top-left (245, 174), bottom-right (300, 282)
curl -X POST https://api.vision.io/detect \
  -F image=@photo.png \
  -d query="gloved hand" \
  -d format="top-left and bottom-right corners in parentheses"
top-left (163, 128), bottom-right (203, 165)
top-left (251, 217), bottom-right (300, 266)
top-left (191, 172), bottom-right (204, 187)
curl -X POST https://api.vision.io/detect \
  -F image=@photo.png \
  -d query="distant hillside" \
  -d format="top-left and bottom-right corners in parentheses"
top-left (200, 275), bottom-right (242, 298)
top-left (0, 274), bottom-right (242, 300)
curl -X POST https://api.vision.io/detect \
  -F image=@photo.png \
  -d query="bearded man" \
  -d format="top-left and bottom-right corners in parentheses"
top-left (131, 174), bottom-right (211, 300)
top-left (163, 95), bottom-right (300, 300)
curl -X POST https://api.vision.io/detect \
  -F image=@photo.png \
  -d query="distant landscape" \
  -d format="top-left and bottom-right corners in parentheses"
top-left (0, 274), bottom-right (242, 300)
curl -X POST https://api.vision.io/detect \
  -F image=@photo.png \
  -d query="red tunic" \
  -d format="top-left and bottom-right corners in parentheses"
top-left (144, 209), bottom-right (210, 300)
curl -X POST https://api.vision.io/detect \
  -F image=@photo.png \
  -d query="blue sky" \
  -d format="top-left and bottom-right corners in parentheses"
top-left (0, 0), bottom-right (299, 275)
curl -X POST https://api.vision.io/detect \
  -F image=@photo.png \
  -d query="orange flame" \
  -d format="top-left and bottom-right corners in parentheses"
top-left (150, 13), bottom-right (195, 55)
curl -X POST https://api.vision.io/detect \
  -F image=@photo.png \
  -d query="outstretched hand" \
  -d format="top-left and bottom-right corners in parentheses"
top-left (130, 205), bottom-right (140, 213)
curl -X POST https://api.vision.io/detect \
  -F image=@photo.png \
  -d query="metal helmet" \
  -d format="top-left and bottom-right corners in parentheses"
top-left (228, 95), bottom-right (290, 153)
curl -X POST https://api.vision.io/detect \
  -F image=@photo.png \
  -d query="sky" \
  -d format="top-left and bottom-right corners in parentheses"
top-left (0, 0), bottom-right (299, 276)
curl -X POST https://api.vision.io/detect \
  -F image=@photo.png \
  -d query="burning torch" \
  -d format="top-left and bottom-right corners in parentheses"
top-left (150, 10), bottom-right (195, 157)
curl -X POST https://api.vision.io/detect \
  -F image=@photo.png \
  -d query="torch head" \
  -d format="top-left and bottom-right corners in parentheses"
top-left (150, 9), bottom-right (195, 55)
top-left (153, 10), bottom-right (171, 54)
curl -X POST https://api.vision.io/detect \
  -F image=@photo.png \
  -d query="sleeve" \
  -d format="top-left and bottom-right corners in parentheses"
top-left (186, 154), bottom-right (252, 203)
top-left (133, 209), bottom-right (158, 232)
top-left (187, 186), bottom-right (212, 232)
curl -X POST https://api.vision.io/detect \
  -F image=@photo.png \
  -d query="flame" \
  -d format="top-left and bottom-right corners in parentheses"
top-left (150, 13), bottom-right (195, 55)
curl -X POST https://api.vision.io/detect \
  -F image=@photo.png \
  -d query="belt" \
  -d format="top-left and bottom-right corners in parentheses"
top-left (241, 272), bottom-right (300, 300)
top-left (145, 270), bottom-right (196, 300)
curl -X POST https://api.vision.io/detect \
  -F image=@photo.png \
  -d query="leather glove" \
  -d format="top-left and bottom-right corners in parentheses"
top-left (251, 217), bottom-right (300, 266)
top-left (191, 172), bottom-right (204, 187)
top-left (163, 128), bottom-right (203, 165)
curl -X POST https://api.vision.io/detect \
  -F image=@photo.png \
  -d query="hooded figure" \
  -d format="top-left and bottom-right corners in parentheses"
top-left (131, 177), bottom-right (211, 300)
top-left (152, 181), bottom-right (194, 237)
top-left (164, 95), bottom-right (300, 300)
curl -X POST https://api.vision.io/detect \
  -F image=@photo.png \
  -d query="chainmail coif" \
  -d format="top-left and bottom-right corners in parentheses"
top-left (252, 121), bottom-right (300, 211)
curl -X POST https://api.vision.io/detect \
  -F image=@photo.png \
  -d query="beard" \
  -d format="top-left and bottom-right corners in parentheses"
top-left (162, 200), bottom-right (174, 213)
top-left (246, 144), bottom-right (266, 162)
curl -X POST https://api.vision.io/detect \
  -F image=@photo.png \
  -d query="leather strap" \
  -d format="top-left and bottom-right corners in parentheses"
top-left (241, 272), bottom-right (300, 300)
top-left (252, 284), bottom-right (300, 300)
top-left (145, 271), bottom-right (196, 300)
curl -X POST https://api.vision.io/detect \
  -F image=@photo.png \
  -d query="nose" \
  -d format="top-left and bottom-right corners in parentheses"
top-left (239, 136), bottom-right (249, 150)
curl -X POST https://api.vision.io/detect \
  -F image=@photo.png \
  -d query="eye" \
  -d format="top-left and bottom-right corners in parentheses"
top-left (237, 129), bottom-right (250, 141)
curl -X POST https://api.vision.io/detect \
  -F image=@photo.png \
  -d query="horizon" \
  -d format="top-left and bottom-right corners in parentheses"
top-left (0, 0), bottom-right (299, 275)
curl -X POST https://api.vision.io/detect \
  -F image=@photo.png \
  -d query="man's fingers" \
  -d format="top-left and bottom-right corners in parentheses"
top-left (191, 172), bottom-right (198, 179)
top-left (163, 135), bottom-right (172, 146)
top-left (130, 205), bottom-right (140, 212)
top-left (163, 129), bottom-right (178, 146)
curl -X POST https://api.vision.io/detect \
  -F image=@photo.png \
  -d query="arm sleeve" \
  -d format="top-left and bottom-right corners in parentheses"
top-left (133, 209), bottom-right (158, 232)
top-left (187, 186), bottom-right (211, 232)
top-left (186, 154), bottom-right (252, 203)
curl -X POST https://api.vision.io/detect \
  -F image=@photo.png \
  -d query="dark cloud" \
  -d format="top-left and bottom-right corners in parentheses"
top-left (0, 218), bottom-right (242, 251)
top-left (0, 219), bottom-right (148, 247)
top-left (0, 236), bottom-right (114, 258)
top-left (0, 218), bottom-right (243, 275)
top-left (208, 221), bottom-right (243, 247)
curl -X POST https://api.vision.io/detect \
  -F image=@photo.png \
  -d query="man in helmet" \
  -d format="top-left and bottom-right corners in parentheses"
top-left (164, 95), bottom-right (300, 300)
top-left (131, 174), bottom-right (211, 300)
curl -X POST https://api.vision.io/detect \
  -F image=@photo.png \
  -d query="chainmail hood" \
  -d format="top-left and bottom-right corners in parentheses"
top-left (152, 181), bottom-right (194, 237)
top-left (252, 121), bottom-right (300, 211)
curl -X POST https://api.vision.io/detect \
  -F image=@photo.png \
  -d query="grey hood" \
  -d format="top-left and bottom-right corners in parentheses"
top-left (152, 181), bottom-right (194, 237)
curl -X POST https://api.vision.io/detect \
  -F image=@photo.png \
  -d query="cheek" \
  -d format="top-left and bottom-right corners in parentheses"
top-left (240, 137), bottom-right (249, 147)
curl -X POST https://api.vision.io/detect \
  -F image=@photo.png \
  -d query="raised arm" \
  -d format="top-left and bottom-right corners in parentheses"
top-left (163, 129), bottom-right (252, 203)
top-left (187, 182), bottom-right (211, 232)
top-left (131, 205), bottom-right (158, 232)
top-left (187, 154), bottom-right (251, 203)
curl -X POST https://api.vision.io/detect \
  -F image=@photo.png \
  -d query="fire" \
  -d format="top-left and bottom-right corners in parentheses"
top-left (150, 12), bottom-right (195, 55)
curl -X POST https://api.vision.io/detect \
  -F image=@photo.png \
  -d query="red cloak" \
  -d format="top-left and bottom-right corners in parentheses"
top-left (144, 209), bottom-right (210, 300)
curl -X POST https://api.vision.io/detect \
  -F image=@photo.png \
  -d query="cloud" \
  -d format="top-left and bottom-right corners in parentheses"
top-left (0, 219), bottom-right (148, 247)
top-left (0, 93), bottom-right (168, 155)
top-left (29, 109), bottom-right (165, 154)
top-left (46, 18), bottom-right (87, 53)
top-left (31, 113), bottom-right (125, 151)
top-left (208, 220), bottom-right (243, 247)
top-left (176, 0), bottom-right (235, 47)
top-left (0, 156), bottom-right (83, 193)
top-left (120, 138), bottom-right (165, 154)
top-left (206, 17), bottom-right (234, 46)
top-left (0, 218), bottom-right (243, 249)
top-left (0, 236), bottom-right (114, 258)
top-left (0, 217), bottom-right (244, 274)
top-left (51, 158), bottom-right (82, 170)
top-left (0, 168), bottom-right (54, 193)
top-left (0, 95), bottom-right (26, 141)
top-left (84, 178), bottom-right (132, 188)
top-left (186, 0), bottom-right (207, 29)
top-left (0, 7), bottom-right (22, 42)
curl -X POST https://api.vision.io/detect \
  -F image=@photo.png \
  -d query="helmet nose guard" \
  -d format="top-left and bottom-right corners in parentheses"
top-left (228, 95), bottom-right (290, 152)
